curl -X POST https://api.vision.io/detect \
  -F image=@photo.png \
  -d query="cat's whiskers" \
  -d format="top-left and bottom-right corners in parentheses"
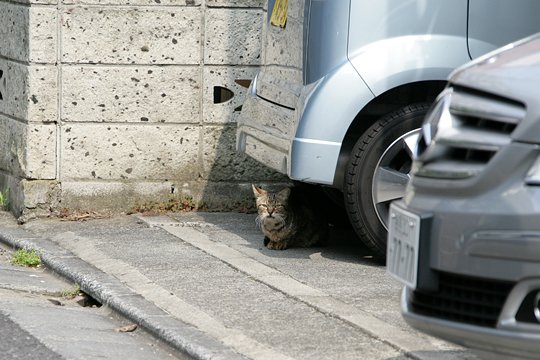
top-left (254, 215), bottom-right (263, 229)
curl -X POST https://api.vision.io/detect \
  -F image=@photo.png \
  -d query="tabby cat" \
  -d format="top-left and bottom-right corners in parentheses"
top-left (252, 184), bottom-right (328, 250)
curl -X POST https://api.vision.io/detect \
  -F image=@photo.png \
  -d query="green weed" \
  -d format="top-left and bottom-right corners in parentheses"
top-left (12, 248), bottom-right (41, 267)
top-left (61, 285), bottom-right (81, 299)
top-left (0, 189), bottom-right (9, 211)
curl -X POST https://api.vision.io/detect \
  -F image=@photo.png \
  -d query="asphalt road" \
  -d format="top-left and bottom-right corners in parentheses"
top-left (0, 310), bottom-right (61, 360)
top-left (0, 242), bottom-right (186, 360)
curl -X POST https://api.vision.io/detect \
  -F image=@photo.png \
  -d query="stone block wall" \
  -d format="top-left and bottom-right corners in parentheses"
top-left (0, 0), bottom-right (284, 221)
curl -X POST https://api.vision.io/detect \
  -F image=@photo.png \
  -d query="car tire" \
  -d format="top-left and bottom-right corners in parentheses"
top-left (345, 103), bottom-right (430, 260)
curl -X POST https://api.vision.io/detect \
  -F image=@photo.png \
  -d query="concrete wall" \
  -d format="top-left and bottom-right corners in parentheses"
top-left (0, 0), bottom-right (284, 221)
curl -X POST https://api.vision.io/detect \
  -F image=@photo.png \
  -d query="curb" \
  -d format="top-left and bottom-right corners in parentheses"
top-left (0, 226), bottom-right (246, 360)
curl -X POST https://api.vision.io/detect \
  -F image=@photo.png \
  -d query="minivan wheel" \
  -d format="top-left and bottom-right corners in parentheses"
top-left (345, 103), bottom-right (430, 260)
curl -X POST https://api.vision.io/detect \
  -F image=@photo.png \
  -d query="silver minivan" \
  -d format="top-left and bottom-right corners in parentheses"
top-left (387, 34), bottom-right (540, 359)
top-left (236, 0), bottom-right (540, 258)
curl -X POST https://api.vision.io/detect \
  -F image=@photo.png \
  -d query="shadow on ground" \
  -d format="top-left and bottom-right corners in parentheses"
top-left (174, 211), bottom-right (384, 267)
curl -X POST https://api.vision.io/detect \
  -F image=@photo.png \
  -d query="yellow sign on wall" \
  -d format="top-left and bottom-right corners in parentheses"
top-left (270, 0), bottom-right (288, 28)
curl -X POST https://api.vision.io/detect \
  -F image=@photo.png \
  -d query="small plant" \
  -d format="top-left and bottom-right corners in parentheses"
top-left (61, 285), bottom-right (81, 299)
top-left (0, 189), bottom-right (9, 211)
top-left (12, 248), bottom-right (41, 267)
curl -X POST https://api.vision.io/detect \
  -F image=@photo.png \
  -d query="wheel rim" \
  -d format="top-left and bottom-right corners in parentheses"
top-left (372, 129), bottom-right (420, 230)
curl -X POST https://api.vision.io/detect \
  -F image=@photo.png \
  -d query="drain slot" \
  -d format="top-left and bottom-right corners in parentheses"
top-left (76, 291), bottom-right (102, 308)
top-left (0, 67), bottom-right (5, 101)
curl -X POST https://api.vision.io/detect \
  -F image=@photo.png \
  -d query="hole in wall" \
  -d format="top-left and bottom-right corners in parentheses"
top-left (234, 79), bottom-right (252, 89)
top-left (0, 69), bottom-right (3, 101)
top-left (213, 86), bottom-right (234, 104)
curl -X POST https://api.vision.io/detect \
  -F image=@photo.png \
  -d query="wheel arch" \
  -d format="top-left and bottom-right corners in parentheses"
top-left (333, 80), bottom-right (446, 190)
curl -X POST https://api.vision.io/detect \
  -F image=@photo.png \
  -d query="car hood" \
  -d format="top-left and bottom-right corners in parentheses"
top-left (450, 33), bottom-right (540, 143)
top-left (451, 34), bottom-right (540, 99)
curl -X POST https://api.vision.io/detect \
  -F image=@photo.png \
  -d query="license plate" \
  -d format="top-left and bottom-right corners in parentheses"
top-left (270, 0), bottom-right (288, 28)
top-left (387, 203), bottom-right (421, 289)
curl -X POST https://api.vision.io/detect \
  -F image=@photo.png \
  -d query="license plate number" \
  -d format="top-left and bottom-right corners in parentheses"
top-left (387, 203), bottom-right (421, 289)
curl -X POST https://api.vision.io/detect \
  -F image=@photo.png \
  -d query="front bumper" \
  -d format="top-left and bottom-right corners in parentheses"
top-left (402, 286), bottom-right (540, 359)
top-left (396, 141), bottom-right (540, 358)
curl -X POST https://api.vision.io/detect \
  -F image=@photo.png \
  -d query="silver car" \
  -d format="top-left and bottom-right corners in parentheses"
top-left (388, 34), bottom-right (540, 359)
top-left (237, 0), bottom-right (540, 258)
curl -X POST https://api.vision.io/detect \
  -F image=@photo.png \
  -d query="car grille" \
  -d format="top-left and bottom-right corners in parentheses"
top-left (410, 272), bottom-right (515, 328)
top-left (414, 86), bottom-right (526, 179)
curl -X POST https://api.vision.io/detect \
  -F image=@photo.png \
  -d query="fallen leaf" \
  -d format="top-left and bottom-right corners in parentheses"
top-left (115, 324), bottom-right (138, 333)
top-left (47, 299), bottom-right (64, 306)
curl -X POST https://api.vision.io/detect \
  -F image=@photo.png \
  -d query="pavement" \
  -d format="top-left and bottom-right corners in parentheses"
top-left (0, 210), bottom-right (479, 360)
top-left (0, 237), bottom-right (184, 359)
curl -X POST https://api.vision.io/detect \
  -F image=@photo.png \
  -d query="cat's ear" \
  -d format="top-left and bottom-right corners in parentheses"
top-left (276, 187), bottom-right (291, 202)
top-left (252, 184), bottom-right (266, 197)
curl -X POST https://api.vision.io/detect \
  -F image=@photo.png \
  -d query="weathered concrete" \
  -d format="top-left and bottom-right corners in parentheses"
top-left (61, 7), bottom-right (201, 65)
top-left (204, 8), bottom-right (263, 65)
top-left (207, 0), bottom-right (263, 7)
top-left (0, 116), bottom-right (56, 179)
top-left (62, 65), bottom-right (200, 124)
top-left (63, 0), bottom-right (200, 5)
top-left (203, 66), bottom-right (258, 124)
top-left (0, 287), bottom-right (185, 359)
top-left (0, 237), bottom-right (185, 359)
top-left (202, 125), bottom-right (283, 182)
top-left (0, 0), bottom-right (284, 220)
top-left (60, 124), bottom-right (200, 181)
top-left (0, 60), bottom-right (58, 122)
top-left (0, 3), bottom-right (56, 63)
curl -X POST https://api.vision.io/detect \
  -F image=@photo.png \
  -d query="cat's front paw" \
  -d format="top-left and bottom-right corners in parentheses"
top-left (266, 240), bottom-right (288, 250)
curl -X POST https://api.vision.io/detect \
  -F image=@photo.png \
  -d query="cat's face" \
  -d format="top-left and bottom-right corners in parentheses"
top-left (252, 185), bottom-right (290, 230)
